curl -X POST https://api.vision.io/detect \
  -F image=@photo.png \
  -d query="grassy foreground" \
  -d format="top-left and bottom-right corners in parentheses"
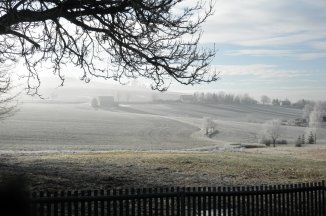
top-left (0, 148), bottom-right (325, 191)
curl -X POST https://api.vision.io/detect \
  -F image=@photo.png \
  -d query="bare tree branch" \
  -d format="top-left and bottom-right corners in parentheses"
top-left (0, 0), bottom-right (218, 94)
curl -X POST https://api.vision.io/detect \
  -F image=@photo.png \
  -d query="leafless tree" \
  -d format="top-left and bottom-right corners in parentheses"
top-left (308, 102), bottom-right (325, 143)
top-left (0, 70), bottom-right (17, 119)
top-left (203, 117), bottom-right (217, 136)
top-left (262, 119), bottom-right (282, 147)
top-left (302, 103), bottom-right (314, 120)
top-left (91, 97), bottom-right (99, 109)
top-left (0, 0), bottom-right (218, 95)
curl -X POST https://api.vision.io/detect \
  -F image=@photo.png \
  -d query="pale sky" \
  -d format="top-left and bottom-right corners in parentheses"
top-left (171, 0), bottom-right (326, 101)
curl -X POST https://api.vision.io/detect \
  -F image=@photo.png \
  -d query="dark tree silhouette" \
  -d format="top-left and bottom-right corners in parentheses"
top-left (0, 0), bottom-right (217, 94)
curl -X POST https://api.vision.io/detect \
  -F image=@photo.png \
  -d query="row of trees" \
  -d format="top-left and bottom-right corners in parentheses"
top-left (194, 92), bottom-right (258, 105)
top-left (193, 92), bottom-right (319, 109)
top-left (260, 96), bottom-right (319, 110)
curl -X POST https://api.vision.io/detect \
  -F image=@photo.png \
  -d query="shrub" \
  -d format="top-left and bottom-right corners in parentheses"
top-left (295, 136), bottom-right (302, 147)
top-left (260, 138), bottom-right (272, 146)
top-left (276, 140), bottom-right (288, 145)
top-left (308, 131), bottom-right (315, 144)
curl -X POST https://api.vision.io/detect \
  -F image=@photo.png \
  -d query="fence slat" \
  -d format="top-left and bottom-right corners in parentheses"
top-left (284, 184), bottom-right (289, 216)
top-left (100, 190), bottom-right (104, 216)
top-left (118, 189), bottom-right (123, 216)
top-left (192, 187), bottom-right (196, 216)
top-left (67, 191), bottom-right (72, 216)
top-left (165, 188), bottom-right (169, 216)
top-left (322, 181), bottom-right (326, 216)
top-left (154, 188), bottom-right (158, 216)
top-left (107, 189), bottom-right (111, 216)
top-left (159, 188), bottom-right (164, 216)
top-left (86, 191), bottom-right (91, 216)
top-left (232, 187), bottom-right (237, 216)
top-left (314, 182), bottom-right (318, 216)
top-left (60, 191), bottom-right (65, 216)
top-left (255, 186), bottom-right (260, 216)
top-left (186, 187), bottom-right (191, 216)
top-left (53, 192), bottom-right (58, 216)
top-left (223, 187), bottom-right (227, 216)
top-left (131, 188), bottom-right (136, 216)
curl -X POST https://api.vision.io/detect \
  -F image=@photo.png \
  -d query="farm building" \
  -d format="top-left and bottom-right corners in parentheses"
top-left (97, 96), bottom-right (116, 108)
top-left (323, 116), bottom-right (326, 122)
top-left (180, 95), bottom-right (195, 103)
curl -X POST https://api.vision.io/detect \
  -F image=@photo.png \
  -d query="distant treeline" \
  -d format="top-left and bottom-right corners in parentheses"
top-left (193, 92), bottom-right (258, 105)
top-left (192, 91), bottom-right (322, 109)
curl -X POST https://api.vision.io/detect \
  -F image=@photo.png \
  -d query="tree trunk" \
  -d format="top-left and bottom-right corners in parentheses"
top-left (315, 133), bottom-right (317, 144)
top-left (273, 139), bottom-right (276, 147)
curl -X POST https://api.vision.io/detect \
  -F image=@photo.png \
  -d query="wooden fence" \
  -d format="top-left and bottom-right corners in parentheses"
top-left (30, 181), bottom-right (326, 216)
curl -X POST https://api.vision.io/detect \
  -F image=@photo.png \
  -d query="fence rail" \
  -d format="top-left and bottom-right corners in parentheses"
top-left (29, 181), bottom-right (326, 216)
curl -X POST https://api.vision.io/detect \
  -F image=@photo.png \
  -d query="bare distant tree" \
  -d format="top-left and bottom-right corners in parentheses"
top-left (302, 103), bottom-right (314, 121)
top-left (308, 103), bottom-right (325, 143)
top-left (0, 0), bottom-right (217, 94)
top-left (261, 95), bottom-right (271, 105)
top-left (0, 70), bottom-right (17, 119)
top-left (125, 92), bottom-right (131, 103)
top-left (91, 97), bottom-right (99, 109)
top-left (116, 91), bottom-right (122, 103)
top-left (203, 117), bottom-right (217, 136)
top-left (263, 119), bottom-right (282, 147)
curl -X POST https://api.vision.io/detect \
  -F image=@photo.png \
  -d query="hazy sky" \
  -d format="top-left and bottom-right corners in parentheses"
top-left (172, 0), bottom-right (326, 101)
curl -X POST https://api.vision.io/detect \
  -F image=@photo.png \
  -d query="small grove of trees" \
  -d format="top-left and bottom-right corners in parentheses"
top-left (203, 117), bottom-right (218, 137)
top-left (194, 92), bottom-right (258, 105)
top-left (308, 131), bottom-right (316, 144)
top-left (261, 95), bottom-right (271, 105)
top-left (261, 119), bottom-right (283, 147)
top-left (296, 132), bottom-right (316, 147)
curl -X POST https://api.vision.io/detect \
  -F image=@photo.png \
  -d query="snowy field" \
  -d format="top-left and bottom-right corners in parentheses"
top-left (0, 102), bottom-right (325, 152)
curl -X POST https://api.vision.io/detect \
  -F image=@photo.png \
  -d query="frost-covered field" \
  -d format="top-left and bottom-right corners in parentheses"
top-left (0, 103), bottom-right (208, 151)
top-left (0, 102), bottom-right (325, 152)
top-left (126, 103), bottom-right (326, 145)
